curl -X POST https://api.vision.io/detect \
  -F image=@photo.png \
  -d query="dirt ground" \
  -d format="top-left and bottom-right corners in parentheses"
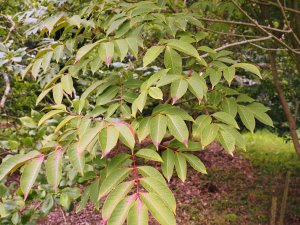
top-left (36, 143), bottom-right (300, 225)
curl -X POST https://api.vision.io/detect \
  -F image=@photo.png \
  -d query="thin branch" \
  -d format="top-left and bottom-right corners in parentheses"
top-left (249, 42), bottom-right (290, 51)
top-left (201, 36), bottom-right (273, 58)
top-left (231, 0), bottom-right (300, 54)
top-left (276, 0), bottom-right (300, 46)
top-left (0, 73), bottom-right (10, 112)
top-left (199, 17), bottom-right (292, 33)
top-left (249, 0), bottom-right (300, 15)
top-left (0, 14), bottom-right (15, 43)
top-left (203, 27), bottom-right (262, 38)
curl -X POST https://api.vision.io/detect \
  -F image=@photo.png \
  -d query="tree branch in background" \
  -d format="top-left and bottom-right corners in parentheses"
top-left (0, 14), bottom-right (15, 43)
top-left (199, 18), bottom-right (292, 33)
top-left (276, 0), bottom-right (300, 45)
top-left (231, 0), bottom-right (300, 54)
top-left (201, 36), bottom-right (272, 58)
top-left (0, 73), bottom-right (10, 112)
top-left (249, 0), bottom-right (300, 15)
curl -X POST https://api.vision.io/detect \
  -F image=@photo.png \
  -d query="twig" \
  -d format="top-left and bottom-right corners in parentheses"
top-left (276, 0), bottom-right (300, 46)
top-left (199, 17), bottom-right (292, 33)
top-left (231, 0), bottom-right (300, 54)
top-left (0, 14), bottom-right (16, 43)
top-left (201, 36), bottom-right (272, 58)
top-left (249, 0), bottom-right (300, 15)
top-left (0, 73), bottom-right (10, 112)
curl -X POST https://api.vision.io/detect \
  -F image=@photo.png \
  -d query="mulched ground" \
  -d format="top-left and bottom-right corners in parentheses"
top-left (34, 143), bottom-right (300, 225)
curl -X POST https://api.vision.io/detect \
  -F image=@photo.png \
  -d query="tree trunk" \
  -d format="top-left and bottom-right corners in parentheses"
top-left (269, 51), bottom-right (300, 158)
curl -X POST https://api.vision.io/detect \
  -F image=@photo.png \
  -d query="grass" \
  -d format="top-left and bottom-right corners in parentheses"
top-left (241, 129), bottom-right (300, 174)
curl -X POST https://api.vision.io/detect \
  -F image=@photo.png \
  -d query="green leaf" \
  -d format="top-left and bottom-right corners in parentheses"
top-left (55, 115), bottom-right (77, 133)
top-left (166, 114), bottom-right (188, 145)
top-left (36, 88), bottom-right (52, 105)
top-left (161, 149), bottom-right (175, 182)
top-left (107, 18), bottom-right (127, 36)
top-left (126, 37), bottom-right (139, 58)
top-left (77, 123), bottom-right (103, 154)
top-left (0, 151), bottom-right (41, 181)
top-left (156, 74), bottom-right (182, 87)
top-left (132, 92), bottom-right (147, 116)
top-left (20, 156), bottom-right (44, 199)
top-left (42, 51), bottom-right (53, 72)
top-left (221, 98), bottom-right (238, 117)
top-left (223, 67), bottom-right (235, 85)
top-left (209, 70), bottom-right (222, 89)
top-left (75, 42), bottom-right (99, 63)
top-left (38, 110), bottom-right (64, 126)
top-left (141, 69), bottom-right (169, 90)
top-left (140, 177), bottom-right (176, 213)
top-left (232, 63), bottom-right (261, 78)
top-left (174, 152), bottom-right (187, 182)
top-left (81, 80), bottom-right (106, 99)
top-left (137, 117), bottom-right (151, 143)
top-left (170, 79), bottom-right (188, 104)
top-left (150, 114), bottom-right (167, 149)
top-left (212, 112), bottom-right (239, 129)
top-left (32, 58), bottom-right (42, 79)
top-left (164, 46), bottom-right (182, 75)
top-left (143, 46), bottom-right (165, 67)
top-left (149, 87), bottom-right (163, 100)
top-left (99, 42), bottom-right (115, 65)
top-left (76, 186), bottom-right (91, 213)
top-left (200, 123), bottom-right (219, 148)
top-left (99, 125), bottom-right (119, 157)
top-left (19, 117), bottom-right (37, 128)
top-left (67, 144), bottom-right (85, 176)
top-left (247, 105), bottom-right (273, 127)
top-left (136, 148), bottom-right (163, 162)
top-left (192, 115), bottom-right (212, 139)
top-left (238, 105), bottom-right (255, 132)
top-left (140, 192), bottom-right (176, 225)
top-left (107, 195), bottom-right (136, 225)
top-left (187, 74), bottom-right (206, 101)
top-left (102, 181), bottom-right (134, 221)
top-left (98, 168), bottom-right (132, 199)
top-left (61, 74), bottom-right (73, 95)
top-left (137, 166), bottom-right (166, 184)
top-left (116, 123), bottom-right (135, 150)
top-left (53, 45), bottom-right (64, 63)
top-left (45, 149), bottom-right (63, 192)
top-left (218, 130), bottom-right (235, 154)
top-left (183, 153), bottom-right (206, 174)
top-left (52, 83), bottom-right (63, 105)
top-left (115, 39), bottom-right (128, 61)
top-left (127, 199), bottom-right (148, 225)
top-left (167, 39), bottom-right (200, 60)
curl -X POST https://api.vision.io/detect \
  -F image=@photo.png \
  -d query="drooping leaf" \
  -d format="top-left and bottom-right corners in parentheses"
top-left (115, 39), bottom-right (128, 61)
top-left (247, 105), bottom-right (273, 127)
top-left (67, 143), bottom-right (85, 175)
top-left (77, 123), bottom-right (103, 154)
top-left (19, 117), bottom-right (37, 129)
top-left (102, 181), bottom-right (134, 221)
top-left (166, 114), bottom-right (189, 145)
top-left (183, 153), bottom-right (207, 174)
top-left (55, 115), bottom-right (77, 133)
top-left (148, 87), bottom-right (163, 100)
top-left (232, 63), bottom-right (261, 78)
top-left (161, 149), bottom-right (175, 182)
top-left (137, 117), bottom-right (151, 143)
top-left (212, 112), bottom-right (239, 129)
top-left (98, 168), bottom-right (132, 199)
top-left (218, 130), bottom-right (235, 154)
top-left (223, 67), bottom-right (235, 85)
top-left (170, 79), bottom-right (188, 104)
top-left (174, 152), bottom-right (187, 182)
top-left (140, 177), bottom-right (176, 213)
top-left (164, 46), bottom-right (182, 75)
top-left (45, 149), bottom-right (63, 192)
top-left (127, 199), bottom-right (148, 225)
top-left (0, 151), bottom-right (41, 181)
top-left (61, 74), bottom-right (73, 95)
top-left (137, 166), bottom-right (166, 184)
top-left (20, 156), bottom-right (44, 199)
top-left (52, 83), bottom-right (63, 105)
top-left (140, 192), bottom-right (176, 225)
top-left (238, 105), bottom-right (255, 133)
top-left (38, 110), bottom-right (64, 126)
top-left (221, 98), bottom-right (238, 117)
top-left (192, 115), bottom-right (212, 139)
top-left (143, 45), bottom-right (165, 67)
top-left (107, 195), bottom-right (136, 225)
top-left (75, 42), bottom-right (99, 63)
top-left (99, 125), bottom-right (119, 157)
top-left (135, 148), bottom-right (163, 162)
top-left (200, 123), bottom-right (219, 148)
top-left (116, 123), bottom-right (135, 150)
top-left (150, 114), bottom-right (167, 149)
